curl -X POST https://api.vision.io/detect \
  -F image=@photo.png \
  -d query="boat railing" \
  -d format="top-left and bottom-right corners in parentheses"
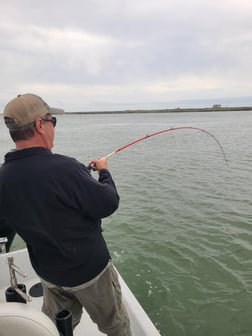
top-left (0, 237), bottom-right (8, 254)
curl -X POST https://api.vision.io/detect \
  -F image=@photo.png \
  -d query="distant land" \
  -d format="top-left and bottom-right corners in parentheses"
top-left (64, 95), bottom-right (252, 113)
top-left (64, 96), bottom-right (252, 113)
top-left (1, 96), bottom-right (252, 114)
top-left (1, 105), bottom-right (252, 116)
top-left (67, 105), bottom-right (252, 114)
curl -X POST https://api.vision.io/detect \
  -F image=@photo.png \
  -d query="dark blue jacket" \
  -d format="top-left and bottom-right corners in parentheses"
top-left (0, 147), bottom-right (119, 286)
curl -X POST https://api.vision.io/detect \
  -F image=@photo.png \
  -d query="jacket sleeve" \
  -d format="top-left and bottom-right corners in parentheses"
top-left (70, 164), bottom-right (120, 219)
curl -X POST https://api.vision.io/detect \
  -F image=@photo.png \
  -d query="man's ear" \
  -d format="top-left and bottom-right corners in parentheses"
top-left (34, 118), bottom-right (43, 133)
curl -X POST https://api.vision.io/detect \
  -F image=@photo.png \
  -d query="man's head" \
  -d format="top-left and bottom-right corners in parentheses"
top-left (3, 94), bottom-right (56, 149)
top-left (4, 94), bottom-right (52, 129)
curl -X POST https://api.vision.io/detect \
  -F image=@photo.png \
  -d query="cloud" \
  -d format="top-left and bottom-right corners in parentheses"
top-left (1, 0), bottom-right (252, 110)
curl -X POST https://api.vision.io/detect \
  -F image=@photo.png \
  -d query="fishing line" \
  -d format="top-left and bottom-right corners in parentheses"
top-left (88, 126), bottom-right (228, 170)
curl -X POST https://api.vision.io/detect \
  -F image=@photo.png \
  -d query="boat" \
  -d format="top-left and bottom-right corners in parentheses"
top-left (0, 245), bottom-right (161, 335)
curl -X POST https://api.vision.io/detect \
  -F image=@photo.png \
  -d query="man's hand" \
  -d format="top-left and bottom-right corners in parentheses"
top-left (88, 157), bottom-right (108, 172)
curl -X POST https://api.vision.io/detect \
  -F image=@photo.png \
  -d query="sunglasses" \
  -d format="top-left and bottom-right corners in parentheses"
top-left (42, 116), bottom-right (57, 127)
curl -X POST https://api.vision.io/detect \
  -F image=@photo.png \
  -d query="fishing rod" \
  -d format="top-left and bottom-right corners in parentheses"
top-left (88, 126), bottom-right (228, 170)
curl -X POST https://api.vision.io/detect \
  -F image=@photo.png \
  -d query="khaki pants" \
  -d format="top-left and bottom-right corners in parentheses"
top-left (41, 263), bottom-right (132, 336)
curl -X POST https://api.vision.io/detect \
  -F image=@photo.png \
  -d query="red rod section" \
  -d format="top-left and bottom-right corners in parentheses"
top-left (106, 126), bottom-right (228, 164)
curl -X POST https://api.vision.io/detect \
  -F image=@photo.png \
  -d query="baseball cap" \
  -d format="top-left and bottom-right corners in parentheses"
top-left (3, 94), bottom-right (52, 130)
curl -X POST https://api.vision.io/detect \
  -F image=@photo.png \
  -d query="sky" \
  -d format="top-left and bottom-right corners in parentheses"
top-left (1, 0), bottom-right (252, 111)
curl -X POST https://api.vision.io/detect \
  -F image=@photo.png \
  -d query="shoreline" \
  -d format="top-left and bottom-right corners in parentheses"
top-left (2, 106), bottom-right (252, 116)
top-left (67, 106), bottom-right (252, 114)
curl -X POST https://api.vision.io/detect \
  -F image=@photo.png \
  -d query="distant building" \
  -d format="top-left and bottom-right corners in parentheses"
top-left (212, 104), bottom-right (222, 109)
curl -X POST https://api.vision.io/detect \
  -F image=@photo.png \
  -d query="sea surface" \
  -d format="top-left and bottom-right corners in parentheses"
top-left (0, 111), bottom-right (252, 336)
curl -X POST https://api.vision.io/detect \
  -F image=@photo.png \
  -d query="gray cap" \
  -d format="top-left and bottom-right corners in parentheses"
top-left (4, 93), bottom-right (52, 129)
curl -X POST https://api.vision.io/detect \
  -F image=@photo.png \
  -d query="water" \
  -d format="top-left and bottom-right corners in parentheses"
top-left (1, 111), bottom-right (252, 335)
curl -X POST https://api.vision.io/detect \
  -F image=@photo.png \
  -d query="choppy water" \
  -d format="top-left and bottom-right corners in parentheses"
top-left (1, 111), bottom-right (252, 336)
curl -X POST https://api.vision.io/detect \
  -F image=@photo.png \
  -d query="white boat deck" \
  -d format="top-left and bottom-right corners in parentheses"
top-left (0, 249), bottom-right (161, 335)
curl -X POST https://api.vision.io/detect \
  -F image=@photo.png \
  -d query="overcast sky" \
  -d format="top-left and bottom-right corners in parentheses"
top-left (1, 0), bottom-right (252, 111)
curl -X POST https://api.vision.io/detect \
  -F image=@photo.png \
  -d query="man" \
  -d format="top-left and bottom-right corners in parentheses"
top-left (0, 94), bottom-right (131, 336)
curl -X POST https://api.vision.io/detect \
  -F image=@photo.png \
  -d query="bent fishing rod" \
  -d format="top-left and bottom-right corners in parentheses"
top-left (88, 126), bottom-right (228, 170)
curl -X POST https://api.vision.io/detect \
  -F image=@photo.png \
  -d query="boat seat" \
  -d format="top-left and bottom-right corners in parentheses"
top-left (0, 302), bottom-right (59, 336)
